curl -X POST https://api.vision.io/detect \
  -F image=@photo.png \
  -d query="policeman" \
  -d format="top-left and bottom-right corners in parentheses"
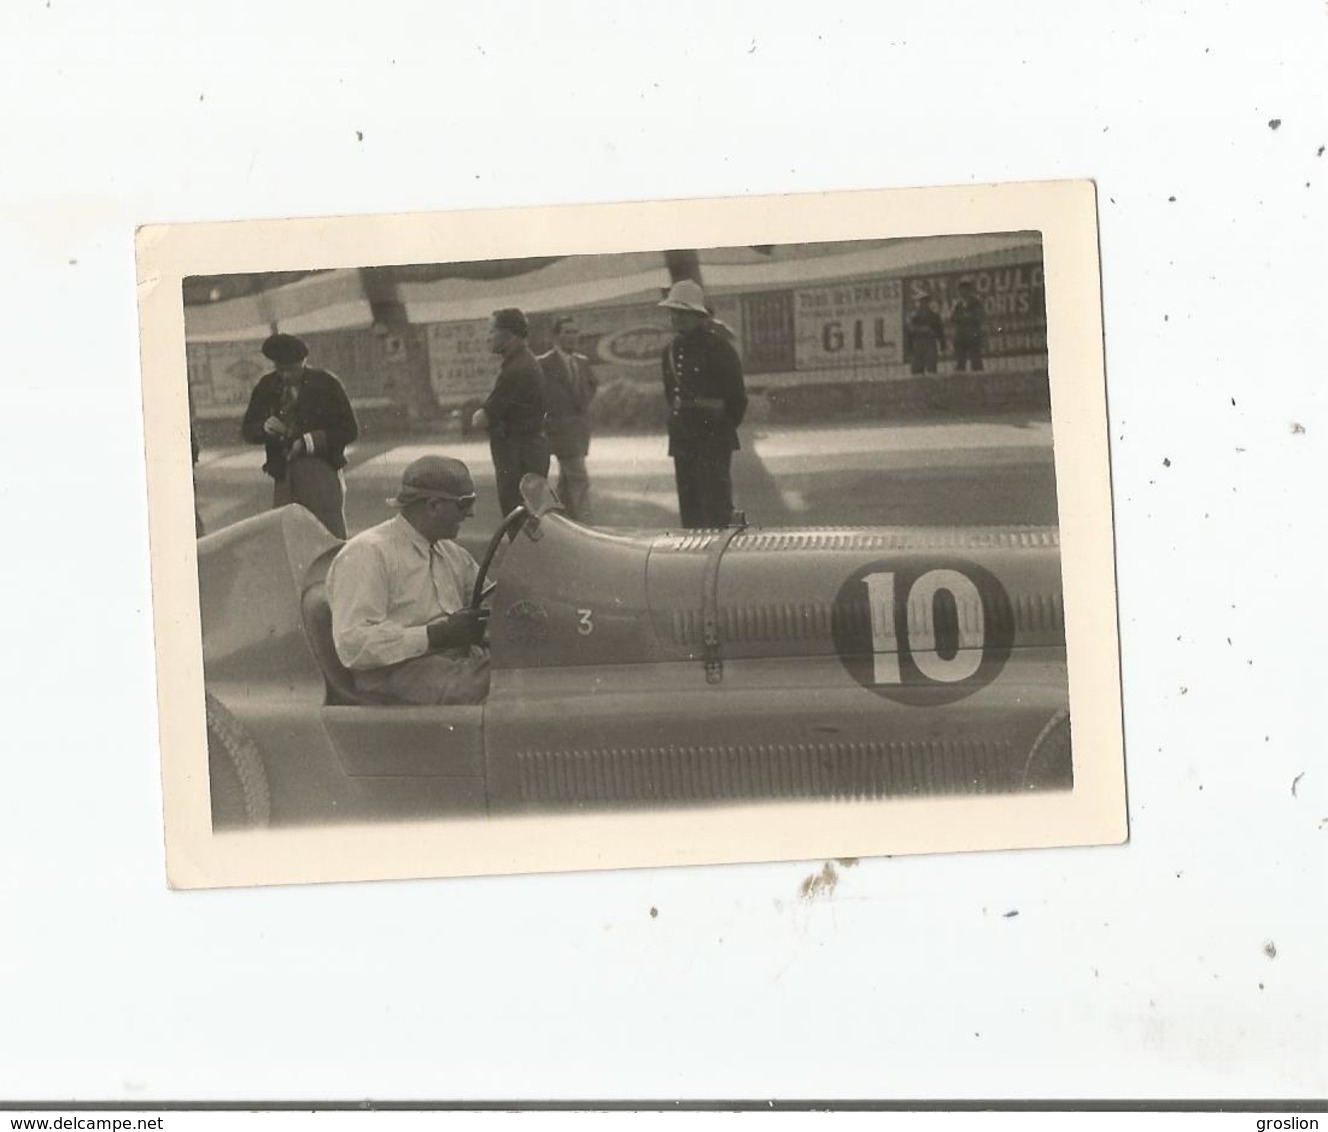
top-left (658, 280), bottom-right (748, 529)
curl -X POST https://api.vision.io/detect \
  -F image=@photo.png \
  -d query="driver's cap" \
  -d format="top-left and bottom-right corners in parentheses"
top-left (389, 455), bottom-right (475, 507)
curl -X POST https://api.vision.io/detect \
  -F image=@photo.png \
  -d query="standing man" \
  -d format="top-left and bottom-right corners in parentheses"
top-left (905, 293), bottom-right (946, 375)
top-left (951, 278), bottom-right (987, 372)
top-left (658, 279), bottom-right (748, 529)
top-left (241, 332), bottom-right (359, 539)
top-left (327, 455), bottom-right (489, 706)
top-left (471, 308), bottom-right (550, 522)
top-left (191, 422), bottom-right (204, 538)
top-left (537, 315), bottom-right (598, 523)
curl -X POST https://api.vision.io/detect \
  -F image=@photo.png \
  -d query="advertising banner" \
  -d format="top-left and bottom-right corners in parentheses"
top-left (425, 318), bottom-right (497, 404)
top-left (186, 340), bottom-right (268, 413)
top-left (572, 303), bottom-right (675, 371)
top-left (902, 262), bottom-right (1046, 358)
top-left (187, 329), bottom-right (403, 416)
top-left (793, 278), bottom-right (904, 371)
top-left (424, 298), bottom-right (747, 403)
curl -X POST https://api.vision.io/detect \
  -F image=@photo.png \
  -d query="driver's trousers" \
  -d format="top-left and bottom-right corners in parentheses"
top-left (354, 649), bottom-right (490, 706)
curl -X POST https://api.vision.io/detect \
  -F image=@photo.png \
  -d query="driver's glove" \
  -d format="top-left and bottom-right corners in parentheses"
top-left (426, 607), bottom-right (490, 651)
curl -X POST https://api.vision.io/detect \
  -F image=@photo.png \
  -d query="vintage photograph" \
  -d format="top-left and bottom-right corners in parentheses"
top-left (139, 182), bottom-right (1125, 888)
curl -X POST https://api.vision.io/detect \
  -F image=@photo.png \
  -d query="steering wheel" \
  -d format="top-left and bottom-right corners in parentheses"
top-left (470, 505), bottom-right (529, 609)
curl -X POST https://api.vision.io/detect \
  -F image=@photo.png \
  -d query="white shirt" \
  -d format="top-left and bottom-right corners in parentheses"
top-left (326, 514), bottom-right (479, 670)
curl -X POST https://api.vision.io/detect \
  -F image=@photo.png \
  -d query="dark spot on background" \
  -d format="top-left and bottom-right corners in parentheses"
top-left (1268, 118), bottom-right (1282, 130)
top-left (1291, 773), bottom-right (1304, 797)
top-left (355, 130), bottom-right (363, 142)
top-left (649, 906), bottom-right (658, 919)
top-left (1291, 422), bottom-right (1306, 434)
top-left (1263, 940), bottom-right (1277, 959)
top-left (1003, 910), bottom-right (1019, 919)
top-left (1168, 195), bottom-right (1176, 202)
top-left (1163, 457), bottom-right (1171, 467)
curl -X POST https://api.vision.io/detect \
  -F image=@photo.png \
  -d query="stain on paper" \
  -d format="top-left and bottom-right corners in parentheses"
top-left (799, 861), bottom-right (839, 899)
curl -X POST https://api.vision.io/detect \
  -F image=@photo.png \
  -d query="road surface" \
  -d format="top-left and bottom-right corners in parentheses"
top-left (194, 415), bottom-right (1059, 558)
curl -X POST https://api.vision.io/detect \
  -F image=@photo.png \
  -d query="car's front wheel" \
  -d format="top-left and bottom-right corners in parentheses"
top-left (1022, 709), bottom-right (1074, 792)
top-left (205, 691), bottom-right (271, 829)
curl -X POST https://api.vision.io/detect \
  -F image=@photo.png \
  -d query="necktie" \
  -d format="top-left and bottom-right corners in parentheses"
top-left (428, 544), bottom-right (447, 617)
top-left (566, 354), bottom-right (581, 405)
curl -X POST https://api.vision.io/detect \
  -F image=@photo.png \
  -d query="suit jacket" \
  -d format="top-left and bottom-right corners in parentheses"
top-left (241, 366), bottom-right (359, 480)
top-left (951, 295), bottom-right (986, 343)
top-left (537, 348), bottom-right (598, 458)
top-left (482, 345), bottom-right (547, 439)
top-left (661, 323), bottom-right (747, 456)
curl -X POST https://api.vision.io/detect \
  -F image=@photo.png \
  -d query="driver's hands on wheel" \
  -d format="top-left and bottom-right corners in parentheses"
top-left (425, 607), bottom-right (489, 651)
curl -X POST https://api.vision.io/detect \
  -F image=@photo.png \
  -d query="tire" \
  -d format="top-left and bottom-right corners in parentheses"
top-left (205, 691), bottom-right (272, 829)
top-left (1021, 709), bottom-right (1074, 792)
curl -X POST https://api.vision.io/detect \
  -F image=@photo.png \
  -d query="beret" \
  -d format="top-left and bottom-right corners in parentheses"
top-left (261, 333), bottom-right (310, 364)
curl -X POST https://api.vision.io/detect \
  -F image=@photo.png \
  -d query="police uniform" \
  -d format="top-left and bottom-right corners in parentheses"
top-left (662, 322), bottom-right (748, 529)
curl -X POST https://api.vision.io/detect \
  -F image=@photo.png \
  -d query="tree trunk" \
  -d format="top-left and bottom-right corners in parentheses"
top-left (663, 249), bottom-right (703, 286)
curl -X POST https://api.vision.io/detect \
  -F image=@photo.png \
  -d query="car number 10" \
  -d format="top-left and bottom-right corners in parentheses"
top-left (864, 569), bottom-right (985, 685)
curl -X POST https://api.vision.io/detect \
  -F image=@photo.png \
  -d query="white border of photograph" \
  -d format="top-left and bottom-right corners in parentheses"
top-left (136, 179), bottom-right (1125, 889)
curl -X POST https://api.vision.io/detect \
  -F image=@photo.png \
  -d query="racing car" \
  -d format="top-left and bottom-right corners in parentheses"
top-left (199, 475), bottom-right (1072, 828)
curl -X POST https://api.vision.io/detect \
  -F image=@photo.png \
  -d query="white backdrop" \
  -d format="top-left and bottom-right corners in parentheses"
top-left (1, 0), bottom-right (1324, 1102)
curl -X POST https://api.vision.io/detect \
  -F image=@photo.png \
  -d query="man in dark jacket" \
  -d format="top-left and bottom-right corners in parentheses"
top-left (537, 315), bottom-right (598, 523)
top-left (471, 308), bottom-right (550, 523)
top-left (905, 293), bottom-right (946, 375)
top-left (658, 280), bottom-right (748, 529)
top-left (951, 278), bottom-right (987, 372)
top-left (241, 333), bottom-right (359, 538)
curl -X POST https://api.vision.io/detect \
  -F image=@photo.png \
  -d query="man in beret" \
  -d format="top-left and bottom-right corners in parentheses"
top-left (326, 455), bottom-right (489, 705)
top-left (471, 308), bottom-right (550, 523)
top-left (537, 315), bottom-right (598, 523)
top-left (659, 279), bottom-right (748, 529)
top-left (241, 332), bottom-right (359, 538)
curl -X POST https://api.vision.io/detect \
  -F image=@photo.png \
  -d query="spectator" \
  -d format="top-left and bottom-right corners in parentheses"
top-left (241, 333), bottom-right (359, 539)
top-left (905, 294), bottom-right (946, 375)
top-left (191, 423), bottom-right (204, 538)
top-left (471, 308), bottom-right (551, 523)
top-left (951, 278), bottom-right (987, 372)
top-left (538, 316), bottom-right (598, 523)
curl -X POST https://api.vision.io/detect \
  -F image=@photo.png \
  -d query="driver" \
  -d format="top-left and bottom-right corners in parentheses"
top-left (326, 455), bottom-right (490, 705)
